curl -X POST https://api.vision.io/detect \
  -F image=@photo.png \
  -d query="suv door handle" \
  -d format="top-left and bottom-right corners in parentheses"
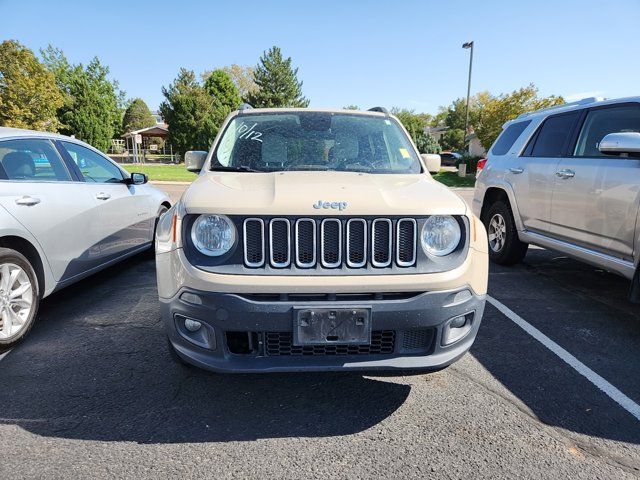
top-left (556, 169), bottom-right (575, 179)
top-left (15, 196), bottom-right (41, 206)
top-left (509, 167), bottom-right (524, 174)
top-left (95, 192), bottom-right (111, 200)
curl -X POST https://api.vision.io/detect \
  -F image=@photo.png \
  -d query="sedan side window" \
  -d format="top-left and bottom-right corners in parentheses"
top-left (0, 139), bottom-right (71, 182)
top-left (62, 142), bottom-right (124, 183)
top-left (574, 105), bottom-right (640, 157)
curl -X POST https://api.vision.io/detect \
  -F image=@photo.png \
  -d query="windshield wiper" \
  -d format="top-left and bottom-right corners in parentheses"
top-left (210, 165), bottom-right (261, 173)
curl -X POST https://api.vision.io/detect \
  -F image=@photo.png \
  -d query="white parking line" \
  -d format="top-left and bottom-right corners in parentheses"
top-left (487, 295), bottom-right (640, 422)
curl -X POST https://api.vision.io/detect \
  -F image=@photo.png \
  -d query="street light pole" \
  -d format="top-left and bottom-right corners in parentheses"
top-left (462, 41), bottom-right (474, 153)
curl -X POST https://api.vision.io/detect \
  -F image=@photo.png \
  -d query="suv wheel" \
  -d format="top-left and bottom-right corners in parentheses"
top-left (0, 248), bottom-right (40, 352)
top-left (483, 201), bottom-right (528, 265)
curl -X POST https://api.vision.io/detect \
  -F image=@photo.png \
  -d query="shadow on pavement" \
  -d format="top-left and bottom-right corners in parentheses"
top-left (0, 257), bottom-right (410, 444)
top-left (472, 247), bottom-right (640, 445)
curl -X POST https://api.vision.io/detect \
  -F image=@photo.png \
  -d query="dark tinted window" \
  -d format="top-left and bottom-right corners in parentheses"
top-left (530, 113), bottom-right (580, 157)
top-left (574, 105), bottom-right (640, 157)
top-left (491, 121), bottom-right (530, 155)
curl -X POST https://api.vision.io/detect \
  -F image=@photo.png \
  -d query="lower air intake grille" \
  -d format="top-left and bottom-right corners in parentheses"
top-left (265, 330), bottom-right (395, 356)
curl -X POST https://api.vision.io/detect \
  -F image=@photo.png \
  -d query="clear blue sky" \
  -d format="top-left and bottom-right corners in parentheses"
top-left (2, 0), bottom-right (639, 114)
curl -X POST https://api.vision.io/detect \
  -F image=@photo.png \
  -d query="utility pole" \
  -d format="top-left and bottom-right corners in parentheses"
top-left (462, 41), bottom-right (474, 153)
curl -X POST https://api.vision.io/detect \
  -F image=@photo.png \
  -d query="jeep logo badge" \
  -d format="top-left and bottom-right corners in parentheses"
top-left (313, 200), bottom-right (348, 211)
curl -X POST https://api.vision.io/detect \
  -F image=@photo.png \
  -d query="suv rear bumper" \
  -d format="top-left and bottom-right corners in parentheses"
top-left (162, 287), bottom-right (485, 373)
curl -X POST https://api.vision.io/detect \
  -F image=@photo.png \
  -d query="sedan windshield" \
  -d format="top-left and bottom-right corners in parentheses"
top-left (212, 112), bottom-right (422, 174)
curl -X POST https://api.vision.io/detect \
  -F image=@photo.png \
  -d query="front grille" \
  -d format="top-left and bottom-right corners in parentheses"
top-left (265, 330), bottom-right (396, 356)
top-left (244, 217), bottom-right (417, 270)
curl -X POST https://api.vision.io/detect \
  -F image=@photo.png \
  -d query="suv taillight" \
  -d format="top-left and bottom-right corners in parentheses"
top-left (476, 158), bottom-right (487, 178)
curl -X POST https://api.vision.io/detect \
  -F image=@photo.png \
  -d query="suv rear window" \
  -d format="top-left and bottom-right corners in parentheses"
top-left (491, 121), bottom-right (530, 155)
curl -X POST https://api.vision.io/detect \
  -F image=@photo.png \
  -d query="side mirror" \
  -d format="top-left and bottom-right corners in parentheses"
top-left (185, 150), bottom-right (208, 172)
top-left (421, 153), bottom-right (442, 174)
top-left (599, 132), bottom-right (640, 155)
top-left (128, 172), bottom-right (148, 185)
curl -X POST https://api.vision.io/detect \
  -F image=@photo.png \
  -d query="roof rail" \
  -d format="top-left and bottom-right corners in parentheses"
top-left (238, 103), bottom-right (253, 111)
top-left (368, 106), bottom-right (389, 114)
top-left (516, 97), bottom-right (603, 120)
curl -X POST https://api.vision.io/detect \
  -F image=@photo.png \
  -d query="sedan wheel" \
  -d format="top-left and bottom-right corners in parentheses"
top-left (488, 213), bottom-right (507, 253)
top-left (0, 262), bottom-right (34, 340)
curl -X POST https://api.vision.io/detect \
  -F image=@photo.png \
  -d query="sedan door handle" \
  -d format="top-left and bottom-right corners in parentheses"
top-left (14, 196), bottom-right (41, 206)
top-left (95, 192), bottom-right (111, 200)
top-left (556, 169), bottom-right (575, 179)
top-left (509, 167), bottom-right (524, 174)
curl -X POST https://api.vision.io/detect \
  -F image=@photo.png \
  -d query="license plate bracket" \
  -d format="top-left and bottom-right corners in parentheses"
top-left (293, 307), bottom-right (372, 346)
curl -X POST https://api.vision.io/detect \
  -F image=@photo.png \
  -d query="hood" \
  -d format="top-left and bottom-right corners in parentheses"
top-left (182, 171), bottom-right (467, 216)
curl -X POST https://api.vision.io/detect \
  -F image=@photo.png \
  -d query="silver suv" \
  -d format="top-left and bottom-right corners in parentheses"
top-left (473, 97), bottom-right (640, 299)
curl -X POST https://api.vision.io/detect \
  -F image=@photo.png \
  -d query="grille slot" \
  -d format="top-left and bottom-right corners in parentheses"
top-left (243, 218), bottom-right (265, 267)
top-left (295, 219), bottom-right (316, 268)
top-left (320, 219), bottom-right (342, 268)
top-left (396, 218), bottom-right (417, 267)
top-left (265, 330), bottom-right (396, 356)
top-left (346, 219), bottom-right (367, 268)
top-left (371, 219), bottom-right (392, 267)
top-left (269, 219), bottom-right (291, 267)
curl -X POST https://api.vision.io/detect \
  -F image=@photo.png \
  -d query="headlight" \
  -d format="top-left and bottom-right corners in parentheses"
top-left (421, 215), bottom-right (461, 256)
top-left (191, 214), bottom-right (236, 256)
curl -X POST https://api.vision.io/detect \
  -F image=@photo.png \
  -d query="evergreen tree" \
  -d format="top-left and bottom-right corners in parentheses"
top-left (245, 46), bottom-right (309, 108)
top-left (122, 98), bottom-right (156, 132)
top-left (204, 69), bottom-right (241, 123)
top-left (0, 40), bottom-right (63, 131)
top-left (159, 68), bottom-right (217, 154)
top-left (41, 46), bottom-right (125, 152)
top-left (416, 132), bottom-right (441, 154)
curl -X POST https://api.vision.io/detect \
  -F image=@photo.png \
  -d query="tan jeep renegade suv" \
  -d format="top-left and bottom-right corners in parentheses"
top-left (155, 107), bottom-right (488, 373)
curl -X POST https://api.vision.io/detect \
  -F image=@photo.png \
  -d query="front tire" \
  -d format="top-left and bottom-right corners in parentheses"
top-left (0, 248), bottom-right (40, 352)
top-left (483, 201), bottom-right (528, 265)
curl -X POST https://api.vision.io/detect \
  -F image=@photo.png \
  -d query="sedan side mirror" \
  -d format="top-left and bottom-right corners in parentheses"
top-left (599, 132), bottom-right (640, 155)
top-left (185, 151), bottom-right (208, 172)
top-left (421, 153), bottom-right (442, 174)
top-left (127, 172), bottom-right (148, 185)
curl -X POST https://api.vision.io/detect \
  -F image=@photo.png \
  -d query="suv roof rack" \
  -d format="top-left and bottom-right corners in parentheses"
top-left (368, 106), bottom-right (389, 114)
top-left (516, 97), bottom-right (604, 120)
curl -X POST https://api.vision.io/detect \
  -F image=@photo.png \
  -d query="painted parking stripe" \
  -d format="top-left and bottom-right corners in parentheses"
top-left (487, 295), bottom-right (640, 422)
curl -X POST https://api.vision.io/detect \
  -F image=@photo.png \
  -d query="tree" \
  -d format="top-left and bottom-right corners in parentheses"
top-left (204, 69), bottom-right (241, 123)
top-left (245, 46), bottom-right (309, 108)
top-left (391, 108), bottom-right (432, 143)
top-left (440, 129), bottom-right (465, 152)
top-left (0, 40), bottom-right (63, 131)
top-left (475, 84), bottom-right (563, 149)
top-left (160, 68), bottom-right (218, 155)
top-left (41, 46), bottom-right (125, 152)
top-left (122, 98), bottom-right (156, 132)
top-left (416, 132), bottom-right (441, 154)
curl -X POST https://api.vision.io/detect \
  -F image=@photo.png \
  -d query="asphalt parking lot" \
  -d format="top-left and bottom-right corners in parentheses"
top-left (1, 185), bottom-right (640, 479)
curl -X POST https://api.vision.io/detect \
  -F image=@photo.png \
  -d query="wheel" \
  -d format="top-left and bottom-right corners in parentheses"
top-left (0, 248), bottom-right (40, 352)
top-left (483, 201), bottom-right (528, 265)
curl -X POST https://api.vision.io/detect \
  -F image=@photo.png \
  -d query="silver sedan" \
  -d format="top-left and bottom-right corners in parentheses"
top-left (0, 127), bottom-right (171, 350)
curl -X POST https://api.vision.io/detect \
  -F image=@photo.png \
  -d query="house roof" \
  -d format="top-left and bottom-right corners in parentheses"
top-left (122, 124), bottom-right (169, 138)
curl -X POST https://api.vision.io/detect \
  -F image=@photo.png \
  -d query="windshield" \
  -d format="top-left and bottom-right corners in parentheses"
top-left (211, 112), bottom-right (422, 174)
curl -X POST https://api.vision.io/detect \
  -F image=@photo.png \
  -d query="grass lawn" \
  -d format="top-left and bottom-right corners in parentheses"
top-left (122, 164), bottom-right (197, 182)
top-left (122, 164), bottom-right (476, 187)
top-left (432, 170), bottom-right (476, 188)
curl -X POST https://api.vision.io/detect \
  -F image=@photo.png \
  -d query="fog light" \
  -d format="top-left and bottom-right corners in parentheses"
top-left (442, 312), bottom-right (474, 346)
top-left (184, 318), bottom-right (202, 332)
